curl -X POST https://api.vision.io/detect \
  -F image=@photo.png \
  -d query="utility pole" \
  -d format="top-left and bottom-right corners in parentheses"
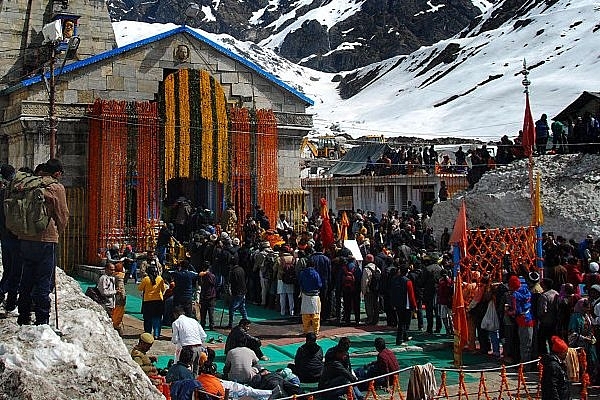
top-left (48, 42), bottom-right (57, 159)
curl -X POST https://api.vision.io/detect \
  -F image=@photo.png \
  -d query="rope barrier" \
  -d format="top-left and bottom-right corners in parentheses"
top-left (275, 359), bottom-right (545, 400)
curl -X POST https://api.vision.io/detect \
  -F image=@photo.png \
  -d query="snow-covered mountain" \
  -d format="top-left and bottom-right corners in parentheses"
top-left (108, 0), bottom-right (483, 72)
top-left (113, 0), bottom-right (600, 141)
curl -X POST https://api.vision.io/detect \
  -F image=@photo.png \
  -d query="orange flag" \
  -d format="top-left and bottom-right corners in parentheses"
top-left (450, 199), bottom-right (469, 365)
top-left (340, 211), bottom-right (349, 240)
top-left (449, 200), bottom-right (468, 257)
top-left (452, 272), bottom-right (469, 365)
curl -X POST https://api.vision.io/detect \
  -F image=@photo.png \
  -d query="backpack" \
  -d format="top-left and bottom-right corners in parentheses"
top-left (85, 286), bottom-right (106, 305)
top-left (3, 171), bottom-right (57, 237)
top-left (539, 291), bottom-right (559, 326)
top-left (341, 265), bottom-right (356, 293)
top-left (263, 251), bottom-right (277, 277)
top-left (281, 256), bottom-right (297, 284)
top-left (367, 266), bottom-right (381, 293)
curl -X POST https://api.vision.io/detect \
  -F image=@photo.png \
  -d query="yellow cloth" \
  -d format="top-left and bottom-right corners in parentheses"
top-left (565, 347), bottom-right (579, 381)
top-left (302, 314), bottom-right (320, 336)
top-left (138, 276), bottom-right (167, 301)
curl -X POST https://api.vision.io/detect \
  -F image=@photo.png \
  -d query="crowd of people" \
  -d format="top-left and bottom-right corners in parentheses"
top-left (4, 154), bottom-right (600, 400)
top-left (94, 191), bottom-right (599, 396)
top-left (131, 315), bottom-right (399, 400)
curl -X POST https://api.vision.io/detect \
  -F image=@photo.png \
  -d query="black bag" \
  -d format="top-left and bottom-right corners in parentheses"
top-left (367, 266), bottom-right (382, 293)
top-left (281, 257), bottom-right (297, 284)
top-left (468, 300), bottom-right (487, 319)
top-left (85, 286), bottom-right (106, 305)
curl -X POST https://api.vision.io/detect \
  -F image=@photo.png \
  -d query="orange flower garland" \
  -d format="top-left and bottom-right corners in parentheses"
top-left (255, 109), bottom-right (278, 225)
top-left (200, 70), bottom-right (214, 180)
top-left (164, 76), bottom-right (176, 181)
top-left (87, 99), bottom-right (160, 261)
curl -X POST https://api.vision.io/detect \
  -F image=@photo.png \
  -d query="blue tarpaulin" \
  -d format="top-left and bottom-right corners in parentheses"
top-left (328, 143), bottom-right (392, 176)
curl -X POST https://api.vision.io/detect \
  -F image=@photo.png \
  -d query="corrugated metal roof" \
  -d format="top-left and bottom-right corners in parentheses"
top-left (1, 26), bottom-right (314, 106)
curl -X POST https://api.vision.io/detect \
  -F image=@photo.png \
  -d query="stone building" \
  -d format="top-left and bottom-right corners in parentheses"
top-left (0, 1), bottom-right (312, 266)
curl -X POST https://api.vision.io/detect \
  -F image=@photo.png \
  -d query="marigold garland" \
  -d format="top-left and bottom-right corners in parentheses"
top-left (164, 76), bottom-right (176, 182)
top-left (178, 69), bottom-right (191, 178)
top-left (200, 70), bottom-right (214, 180)
top-left (254, 109), bottom-right (278, 225)
top-left (87, 99), bottom-right (160, 261)
top-left (229, 106), bottom-right (251, 236)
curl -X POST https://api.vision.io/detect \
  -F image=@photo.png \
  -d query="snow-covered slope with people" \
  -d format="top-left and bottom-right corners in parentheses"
top-left (113, 0), bottom-right (600, 141)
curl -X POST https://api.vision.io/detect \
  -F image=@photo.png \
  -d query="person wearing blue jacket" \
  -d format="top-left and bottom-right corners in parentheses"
top-left (299, 263), bottom-right (322, 336)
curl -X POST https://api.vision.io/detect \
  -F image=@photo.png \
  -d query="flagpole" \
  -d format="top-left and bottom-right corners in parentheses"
top-left (522, 61), bottom-right (544, 276)
top-left (452, 243), bottom-right (462, 366)
top-left (521, 60), bottom-right (535, 205)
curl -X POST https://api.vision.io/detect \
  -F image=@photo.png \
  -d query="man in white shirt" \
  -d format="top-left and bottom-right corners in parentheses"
top-left (171, 305), bottom-right (207, 375)
top-left (276, 214), bottom-right (293, 240)
top-left (97, 263), bottom-right (116, 317)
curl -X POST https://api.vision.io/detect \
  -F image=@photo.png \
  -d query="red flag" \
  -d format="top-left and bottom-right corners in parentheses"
top-left (522, 93), bottom-right (536, 157)
top-left (452, 272), bottom-right (469, 364)
top-left (449, 200), bottom-right (468, 257)
top-left (319, 198), bottom-right (334, 250)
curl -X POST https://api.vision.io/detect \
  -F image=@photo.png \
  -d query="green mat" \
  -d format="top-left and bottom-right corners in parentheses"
top-left (78, 278), bottom-right (289, 324)
top-left (77, 278), bottom-right (483, 387)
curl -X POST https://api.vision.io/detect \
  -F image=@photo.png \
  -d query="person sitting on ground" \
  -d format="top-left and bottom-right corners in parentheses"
top-left (223, 346), bottom-right (260, 384)
top-left (198, 351), bottom-right (274, 400)
top-left (289, 332), bottom-right (324, 383)
top-left (171, 305), bottom-right (207, 375)
top-left (324, 336), bottom-right (352, 371)
top-left (225, 318), bottom-right (268, 361)
top-left (249, 367), bottom-right (302, 397)
top-left (166, 346), bottom-right (195, 383)
top-left (319, 346), bottom-right (362, 400)
top-left (131, 333), bottom-right (161, 385)
top-left (353, 338), bottom-right (399, 388)
top-left (198, 350), bottom-right (225, 396)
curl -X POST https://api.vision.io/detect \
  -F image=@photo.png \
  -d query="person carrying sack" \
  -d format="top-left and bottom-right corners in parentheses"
top-left (5, 159), bottom-right (69, 326)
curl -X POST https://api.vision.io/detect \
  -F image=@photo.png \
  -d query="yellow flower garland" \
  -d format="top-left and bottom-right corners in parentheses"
top-left (179, 69), bottom-right (191, 177)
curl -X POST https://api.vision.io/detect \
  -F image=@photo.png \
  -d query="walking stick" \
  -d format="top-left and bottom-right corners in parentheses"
top-left (54, 266), bottom-right (59, 330)
top-left (219, 302), bottom-right (226, 327)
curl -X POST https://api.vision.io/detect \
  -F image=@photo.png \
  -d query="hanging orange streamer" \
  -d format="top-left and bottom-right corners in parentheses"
top-left (229, 107), bottom-right (252, 236)
top-left (87, 99), bottom-right (160, 262)
top-left (255, 109), bottom-right (279, 226)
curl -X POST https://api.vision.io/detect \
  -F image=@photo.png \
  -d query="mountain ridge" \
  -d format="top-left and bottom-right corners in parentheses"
top-left (107, 0), bottom-right (484, 72)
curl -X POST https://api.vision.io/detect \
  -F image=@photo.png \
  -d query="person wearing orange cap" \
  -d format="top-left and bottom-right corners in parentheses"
top-left (541, 335), bottom-right (571, 400)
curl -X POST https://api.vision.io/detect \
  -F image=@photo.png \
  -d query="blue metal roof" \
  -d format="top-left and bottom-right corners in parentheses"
top-left (1, 26), bottom-right (314, 105)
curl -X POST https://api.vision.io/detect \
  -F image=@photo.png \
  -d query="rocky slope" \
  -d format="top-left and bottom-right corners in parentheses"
top-left (0, 268), bottom-right (164, 400)
top-left (429, 153), bottom-right (600, 241)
